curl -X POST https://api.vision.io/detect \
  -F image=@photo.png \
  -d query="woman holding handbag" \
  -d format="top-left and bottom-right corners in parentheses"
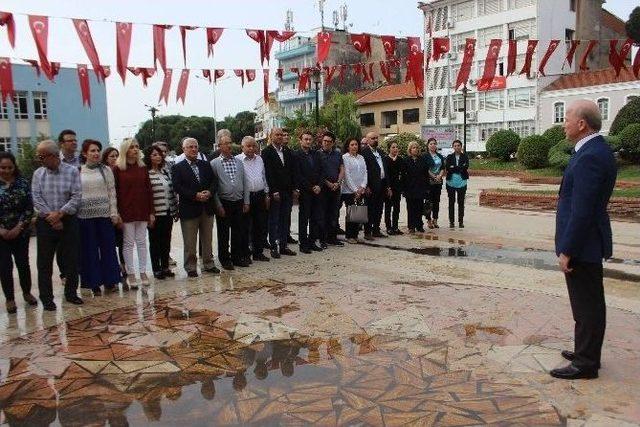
top-left (341, 138), bottom-right (368, 244)
top-left (425, 138), bottom-right (446, 229)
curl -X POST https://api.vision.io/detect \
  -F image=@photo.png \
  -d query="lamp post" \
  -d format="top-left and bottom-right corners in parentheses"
top-left (196, 75), bottom-right (231, 142)
top-left (312, 68), bottom-right (322, 127)
top-left (461, 85), bottom-right (469, 153)
top-left (144, 104), bottom-right (160, 143)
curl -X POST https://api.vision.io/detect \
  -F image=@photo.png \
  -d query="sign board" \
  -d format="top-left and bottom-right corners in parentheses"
top-left (421, 125), bottom-right (456, 152)
top-left (477, 76), bottom-right (507, 91)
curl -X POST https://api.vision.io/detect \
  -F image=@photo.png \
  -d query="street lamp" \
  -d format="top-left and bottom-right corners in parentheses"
top-left (144, 104), bottom-right (161, 142)
top-left (312, 68), bottom-right (322, 127)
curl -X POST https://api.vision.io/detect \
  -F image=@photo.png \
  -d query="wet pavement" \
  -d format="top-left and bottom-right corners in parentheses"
top-left (0, 176), bottom-right (639, 426)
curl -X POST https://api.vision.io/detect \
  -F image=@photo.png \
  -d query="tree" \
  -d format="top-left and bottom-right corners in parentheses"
top-left (610, 97), bottom-right (640, 136)
top-left (485, 130), bottom-right (520, 161)
top-left (541, 125), bottom-right (566, 145)
top-left (380, 133), bottom-right (426, 155)
top-left (627, 6), bottom-right (640, 44)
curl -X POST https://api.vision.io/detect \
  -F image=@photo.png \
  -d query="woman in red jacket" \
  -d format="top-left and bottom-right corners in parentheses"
top-left (113, 138), bottom-right (155, 288)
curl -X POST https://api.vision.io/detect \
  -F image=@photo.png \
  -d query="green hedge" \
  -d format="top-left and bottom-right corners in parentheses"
top-left (617, 123), bottom-right (640, 161)
top-left (548, 139), bottom-right (573, 170)
top-left (485, 130), bottom-right (520, 161)
top-left (380, 133), bottom-right (426, 155)
top-left (517, 135), bottom-right (555, 169)
top-left (610, 98), bottom-right (640, 136)
top-left (542, 125), bottom-right (566, 145)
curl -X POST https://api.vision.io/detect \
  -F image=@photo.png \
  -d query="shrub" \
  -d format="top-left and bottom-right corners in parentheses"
top-left (485, 130), bottom-right (520, 161)
top-left (610, 98), bottom-right (640, 136)
top-left (616, 123), bottom-right (640, 162)
top-left (604, 135), bottom-right (621, 152)
top-left (542, 125), bottom-right (566, 145)
top-left (517, 135), bottom-right (555, 169)
top-left (548, 139), bottom-right (573, 170)
top-left (380, 132), bottom-right (426, 155)
top-left (17, 142), bottom-right (38, 182)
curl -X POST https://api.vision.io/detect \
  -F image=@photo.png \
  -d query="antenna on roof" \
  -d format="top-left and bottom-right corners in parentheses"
top-left (285, 9), bottom-right (294, 31)
top-left (332, 10), bottom-right (339, 30)
top-left (340, 4), bottom-right (349, 31)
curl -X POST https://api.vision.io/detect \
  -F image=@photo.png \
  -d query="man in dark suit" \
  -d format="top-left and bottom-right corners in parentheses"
top-left (172, 137), bottom-right (220, 277)
top-left (551, 100), bottom-right (616, 380)
top-left (262, 128), bottom-right (296, 258)
top-left (361, 131), bottom-right (391, 240)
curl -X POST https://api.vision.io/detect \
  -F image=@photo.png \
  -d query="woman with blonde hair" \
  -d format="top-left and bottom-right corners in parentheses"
top-left (113, 138), bottom-right (155, 288)
top-left (401, 140), bottom-right (429, 233)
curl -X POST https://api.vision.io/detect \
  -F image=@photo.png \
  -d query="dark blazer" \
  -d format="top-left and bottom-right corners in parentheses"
top-left (555, 135), bottom-right (616, 263)
top-left (262, 144), bottom-right (294, 195)
top-left (401, 155), bottom-right (430, 199)
top-left (294, 149), bottom-right (324, 193)
top-left (385, 155), bottom-right (404, 192)
top-left (171, 158), bottom-right (217, 219)
top-left (361, 145), bottom-right (389, 192)
top-left (445, 152), bottom-right (470, 180)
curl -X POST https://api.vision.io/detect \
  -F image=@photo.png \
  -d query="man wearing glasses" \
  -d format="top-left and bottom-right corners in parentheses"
top-left (58, 129), bottom-right (81, 167)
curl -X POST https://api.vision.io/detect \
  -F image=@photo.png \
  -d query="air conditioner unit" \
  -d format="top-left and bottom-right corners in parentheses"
top-left (447, 52), bottom-right (458, 60)
top-left (465, 111), bottom-right (477, 121)
top-left (468, 79), bottom-right (478, 86)
top-left (447, 20), bottom-right (455, 29)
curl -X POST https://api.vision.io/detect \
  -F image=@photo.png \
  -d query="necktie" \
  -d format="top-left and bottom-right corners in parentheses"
top-left (190, 161), bottom-right (200, 182)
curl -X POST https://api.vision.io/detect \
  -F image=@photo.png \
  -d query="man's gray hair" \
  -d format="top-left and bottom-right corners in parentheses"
top-left (241, 136), bottom-right (256, 146)
top-left (578, 105), bottom-right (602, 132)
top-left (37, 139), bottom-right (59, 155)
top-left (216, 129), bottom-right (231, 142)
top-left (181, 137), bottom-right (198, 147)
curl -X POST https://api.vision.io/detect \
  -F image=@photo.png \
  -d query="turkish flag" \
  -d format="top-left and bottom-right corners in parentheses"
top-left (298, 69), bottom-right (311, 93)
top-left (77, 64), bottom-right (91, 107)
top-left (202, 69), bottom-right (211, 83)
top-left (351, 33), bottom-right (372, 57)
top-left (263, 69), bottom-right (269, 103)
top-left (102, 66), bottom-right (110, 78)
top-left (538, 39), bottom-right (560, 77)
top-left (407, 50), bottom-right (425, 95)
top-left (176, 69), bottom-right (189, 104)
top-left (432, 37), bottom-right (450, 61)
top-left (265, 30), bottom-right (295, 63)
top-left (579, 40), bottom-right (598, 71)
top-left (507, 40), bottom-right (517, 76)
top-left (564, 40), bottom-right (580, 69)
top-left (206, 28), bottom-right (224, 57)
top-left (28, 16), bottom-right (54, 81)
top-left (325, 65), bottom-right (338, 85)
top-left (153, 24), bottom-right (172, 73)
top-left (128, 67), bottom-right (155, 87)
top-left (339, 64), bottom-right (349, 84)
top-left (0, 13), bottom-right (15, 48)
top-left (455, 38), bottom-right (476, 90)
top-left (24, 59), bottom-right (40, 77)
top-left (246, 29), bottom-right (266, 65)
top-left (73, 19), bottom-right (106, 82)
top-left (179, 26), bottom-right (197, 66)
top-left (610, 39), bottom-right (634, 76)
top-left (633, 47), bottom-right (640, 79)
top-left (50, 62), bottom-right (61, 78)
top-left (234, 69), bottom-right (245, 87)
top-left (276, 68), bottom-right (283, 80)
top-left (246, 69), bottom-right (256, 82)
top-left (480, 39), bottom-right (502, 87)
top-left (0, 58), bottom-right (15, 103)
top-left (158, 69), bottom-right (172, 105)
top-left (381, 36), bottom-right (396, 58)
top-left (214, 69), bottom-right (225, 82)
top-left (380, 61), bottom-right (392, 84)
top-left (116, 22), bottom-right (132, 84)
top-left (317, 32), bottom-right (332, 64)
top-left (519, 40), bottom-right (538, 78)
top-left (407, 37), bottom-right (421, 54)
top-left (353, 63), bottom-right (364, 81)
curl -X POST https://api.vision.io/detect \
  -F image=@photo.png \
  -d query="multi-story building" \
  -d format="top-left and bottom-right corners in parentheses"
top-left (254, 92), bottom-right (281, 146)
top-left (417, 0), bottom-right (627, 151)
top-left (0, 64), bottom-right (109, 154)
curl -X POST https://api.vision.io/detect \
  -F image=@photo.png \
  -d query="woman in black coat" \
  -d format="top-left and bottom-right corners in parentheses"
top-left (444, 140), bottom-right (470, 228)
top-left (384, 142), bottom-right (404, 235)
top-left (424, 138), bottom-right (446, 229)
top-left (401, 141), bottom-right (430, 233)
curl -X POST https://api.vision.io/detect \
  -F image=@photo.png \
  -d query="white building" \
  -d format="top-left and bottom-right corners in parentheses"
top-left (417, 0), bottom-right (627, 151)
top-left (254, 93), bottom-right (281, 145)
top-left (540, 68), bottom-right (640, 135)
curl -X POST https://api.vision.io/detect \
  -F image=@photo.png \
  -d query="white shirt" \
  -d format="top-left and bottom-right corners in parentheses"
top-left (274, 144), bottom-right (285, 164)
top-left (174, 152), bottom-right (208, 163)
top-left (236, 153), bottom-right (268, 193)
top-left (574, 133), bottom-right (599, 153)
top-left (372, 149), bottom-right (385, 179)
top-left (342, 153), bottom-right (368, 194)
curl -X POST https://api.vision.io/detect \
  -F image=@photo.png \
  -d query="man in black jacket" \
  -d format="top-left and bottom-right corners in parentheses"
top-left (361, 132), bottom-right (391, 239)
top-left (262, 128), bottom-right (297, 258)
top-left (171, 137), bottom-right (220, 277)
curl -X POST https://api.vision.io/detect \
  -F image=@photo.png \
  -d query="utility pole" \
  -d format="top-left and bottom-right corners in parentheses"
top-left (145, 104), bottom-right (160, 143)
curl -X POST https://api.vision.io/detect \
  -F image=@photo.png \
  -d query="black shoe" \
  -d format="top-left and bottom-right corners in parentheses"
top-left (281, 248), bottom-right (297, 256)
top-left (459, 222), bottom-right (465, 228)
top-left (364, 233), bottom-right (375, 241)
top-left (328, 239), bottom-right (344, 246)
top-left (253, 253), bottom-right (270, 262)
top-left (233, 259), bottom-right (250, 268)
top-left (43, 301), bottom-right (57, 311)
top-left (153, 272), bottom-right (166, 280)
top-left (372, 231), bottom-right (387, 238)
top-left (336, 227), bottom-right (346, 235)
top-left (561, 350), bottom-right (600, 369)
top-left (311, 244), bottom-right (323, 252)
top-left (287, 236), bottom-right (298, 244)
top-left (187, 271), bottom-right (199, 278)
top-left (550, 364), bottom-right (598, 380)
top-left (264, 242), bottom-right (272, 250)
top-left (449, 223), bottom-right (455, 229)
top-left (394, 229), bottom-right (404, 235)
top-left (271, 249), bottom-right (281, 259)
top-left (65, 295), bottom-right (84, 305)
top-left (163, 270), bottom-right (176, 278)
top-left (319, 242), bottom-right (328, 250)
top-left (204, 266), bottom-right (221, 274)
top-left (221, 263), bottom-right (235, 271)
top-left (300, 246), bottom-right (312, 254)
top-left (245, 257), bottom-right (253, 265)
top-left (386, 229), bottom-right (397, 236)
top-left (416, 227), bottom-right (426, 233)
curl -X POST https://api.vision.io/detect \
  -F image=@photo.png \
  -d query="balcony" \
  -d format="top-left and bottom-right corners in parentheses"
top-left (275, 44), bottom-right (315, 61)
top-left (277, 88), bottom-right (317, 103)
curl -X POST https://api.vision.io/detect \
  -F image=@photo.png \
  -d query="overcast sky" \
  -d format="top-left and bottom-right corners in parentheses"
top-left (0, 0), bottom-right (634, 144)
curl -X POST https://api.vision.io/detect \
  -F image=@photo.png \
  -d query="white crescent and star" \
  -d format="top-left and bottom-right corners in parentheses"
top-left (354, 41), bottom-right (362, 49)
top-left (33, 21), bottom-right (45, 34)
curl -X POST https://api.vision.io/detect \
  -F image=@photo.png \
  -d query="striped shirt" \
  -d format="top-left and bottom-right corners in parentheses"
top-left (78, 164), bottom-right (118, 220)
top-left (149, 168), bottom-right (178, 216)
top-left (32, 162), bottom-right (82, 216)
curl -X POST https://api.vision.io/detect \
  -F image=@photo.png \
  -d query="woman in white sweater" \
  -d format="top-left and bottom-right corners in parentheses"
top-left (78, 140), bottom-right (122, 292)
top-left (341, 138), bottom-right (368, 243)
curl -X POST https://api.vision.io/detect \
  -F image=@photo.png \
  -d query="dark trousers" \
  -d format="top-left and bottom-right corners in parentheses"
top-left (426, 183), bottom-right (443, 220)
top-left (217, 199), bottom-right (245, 264)
top-left (342, 193), bottom-right (364, 239)
top-left (268, 191), bottom-right (292, 250)
top-left (36, 216), bottom-right (79, 303)
top-left (79, 217), bottom-right (121, 289)
top-left (244, 191), bottom-right (268, 257)
top-left (384, 191), bottom-right (401, 231)
top-left (148, 215), bottom-right (173, 274)
top-left (298, 190), bottom-right (324, 248)
top-left (0, 233), bottom-right (32, 302)
top-left (406, 197), bottom-right (425, 230)
top-left (446, 185), bottom-right (467, 225)
top-left (566, 261), bottom-right (606, 371)
top-left (364, 188), bottom-right (385, 235)
top-left (321, 189), bottom-right (341, 243)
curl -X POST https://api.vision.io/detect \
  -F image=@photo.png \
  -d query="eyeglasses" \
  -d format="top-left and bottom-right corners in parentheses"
top-left (37, 153), bottom-right (53, 161)
top-left (322, 139), bottom-right (333, 143)
top-left (63, 138), bottom-right (78, 142)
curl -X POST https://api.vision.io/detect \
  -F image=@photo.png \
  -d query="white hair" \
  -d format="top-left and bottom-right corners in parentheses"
top-left (37, 139), bottom-right (59, 155)
top-left (216, 129), bottom-right (231, 143)
top-left (181, 137), bottom-right (198, 148)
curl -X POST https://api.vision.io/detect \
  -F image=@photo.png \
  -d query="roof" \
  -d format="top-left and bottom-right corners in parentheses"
top-left (356, 82), bottom-right (422, 105)
top-left (543, 68), bottom-right (638, 92)
top-left (601, 9), bottom-right (626, 35)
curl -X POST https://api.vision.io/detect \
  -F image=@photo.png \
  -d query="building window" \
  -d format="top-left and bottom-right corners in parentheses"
top-left (570, 0), bottom-right (576, 12)
top-left (479, 122), bottom-right (503, 142)
top-left (360, 112), bottom-right (375, 127)
top-left (13, 91), bottom-right (28, 119)
top-left (508, 0), bottom-right (534, 9)
top-left (33, 91), bottom-right (48, 120)
top-left (402, 108), bottom-right (420, 124)
top-left (554, 102), bottom-right (565, 123)
top-left (451, 31), bottom-right (474, 53)
top-left (0, 137), bottom-right (10, 152)
top-left (455, 124), bottom-right (477, 144)
top-left (565, 29), bottom-right (575, 42)
top-left (452, 94), bottom-right (477, 112)
top-left (478, 25), bottom-right (503, 47)
top-left (508, 120), bottom-right (535, 138)
top-left (16, 138), bottom-right (31, 155)
top-left (479, 91), bottom-right (505, 110)
top-left (381, 110), bottom-right (398, 128)
top-left (0, 101), bottom-right (8, 120)
top-left (426, 97), bottom-right (434, 119)
top-left (597, 98), bottom-right (609, 121)
top-left (478, 0), bottom-right (503, 16)
top-left (508, 19), bottom-right (536, 40)
top-left (626, 95), bottom-right (639, 104)
top-left (451, 1), bottom-right (475, 22)
top-left (507, 87), bottom-right (536, 108)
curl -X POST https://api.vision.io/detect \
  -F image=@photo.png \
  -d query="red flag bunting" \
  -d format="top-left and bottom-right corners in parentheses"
top-left (564, 40), bottom-right (580, 69)
top-left (298, 68), bottom-right (311, 93)
top-left (0, 58), bottom-right (15, 103)
top-left (51, 62), bottom-right (61, 78)
top-left (234, 69), bottom-right (245, 87)
top-left (351, 33), bottom-right (372, 57)
top-left (519, 40), bottom-right (538, 78)
top-left (246, 69), bottom-right (256, 82)
top-left (339, 64), bottom-right (349, 84)
top-left (353, 63), bottom-right (364, 81)
top-left (456, 38), bottom-right (476, 90)
top-left (176, 69), bottom-right (189, 104)
top-left (246, 29), bottom-right (266, 65)
top-left (633, 47), bottom-right (640, 79)
top-left (579, 40), bottom-right (598, 71)
top-left (380, 61), bottom-right (392, 84)
top-left (77, 64), bottom-right (91, 107)
top-left (153, 24), bottom-right (172, 73)
top-left (263, 69), bottom-right (269, 103)
top-left (480, 39), bottom-right (502, 87)
top-left (179, 26), bottom-right (197, 66)
top-left (24, 59), bottom-right (40, 77)
top-left (265, 30), bottom-right (295, 64)
top-left (538, 39), bottom-right (560, 77)
top-left (325, 65), bottom-right (338, 85)
top-left (507, 40), bottom-right (517, 76)
top-left (276, 68), bottom-right (283, 80)
top-left (0, 13), bottom-right (16, 48)
top-left (407, 50), bottom-right (425, 95)
top-left (73, 19), bottom-right (106, 82)
top-left (407, 37), bottom-right (421, 54)
top-left (102, 66), bottom-right (110, 78)
top-left (317, 32), bottom-right (332, 64)
top-left (610, 39), bottom-right (634, 77)
top-left (381, 36), bottom-right (396, 58)
top-left (202, 69), bottom-right (211, 83)
top-left (116, 22), bottom-right (132, 84)
top-left (206, 28), bottom-right (224, 57)
top-left (128, 67), bottom-right (155, 86)
top-left (28, 16), bottom-right (55, 81)
top-left (367, 63), bottom-right (375, 83)
top-left (158, 69), bottom-right (172, 105)
top-left (432, 37), bottom-right (450, 61)
top-left (214, 69), bottom-right (225, 82)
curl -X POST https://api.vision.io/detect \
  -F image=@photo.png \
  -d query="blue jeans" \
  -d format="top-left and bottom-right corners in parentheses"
top-left (268, 191), bottom-right (292, 250)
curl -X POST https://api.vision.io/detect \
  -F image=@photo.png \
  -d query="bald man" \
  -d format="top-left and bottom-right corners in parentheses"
top-left (551, 100), bottom-right (616, 380)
